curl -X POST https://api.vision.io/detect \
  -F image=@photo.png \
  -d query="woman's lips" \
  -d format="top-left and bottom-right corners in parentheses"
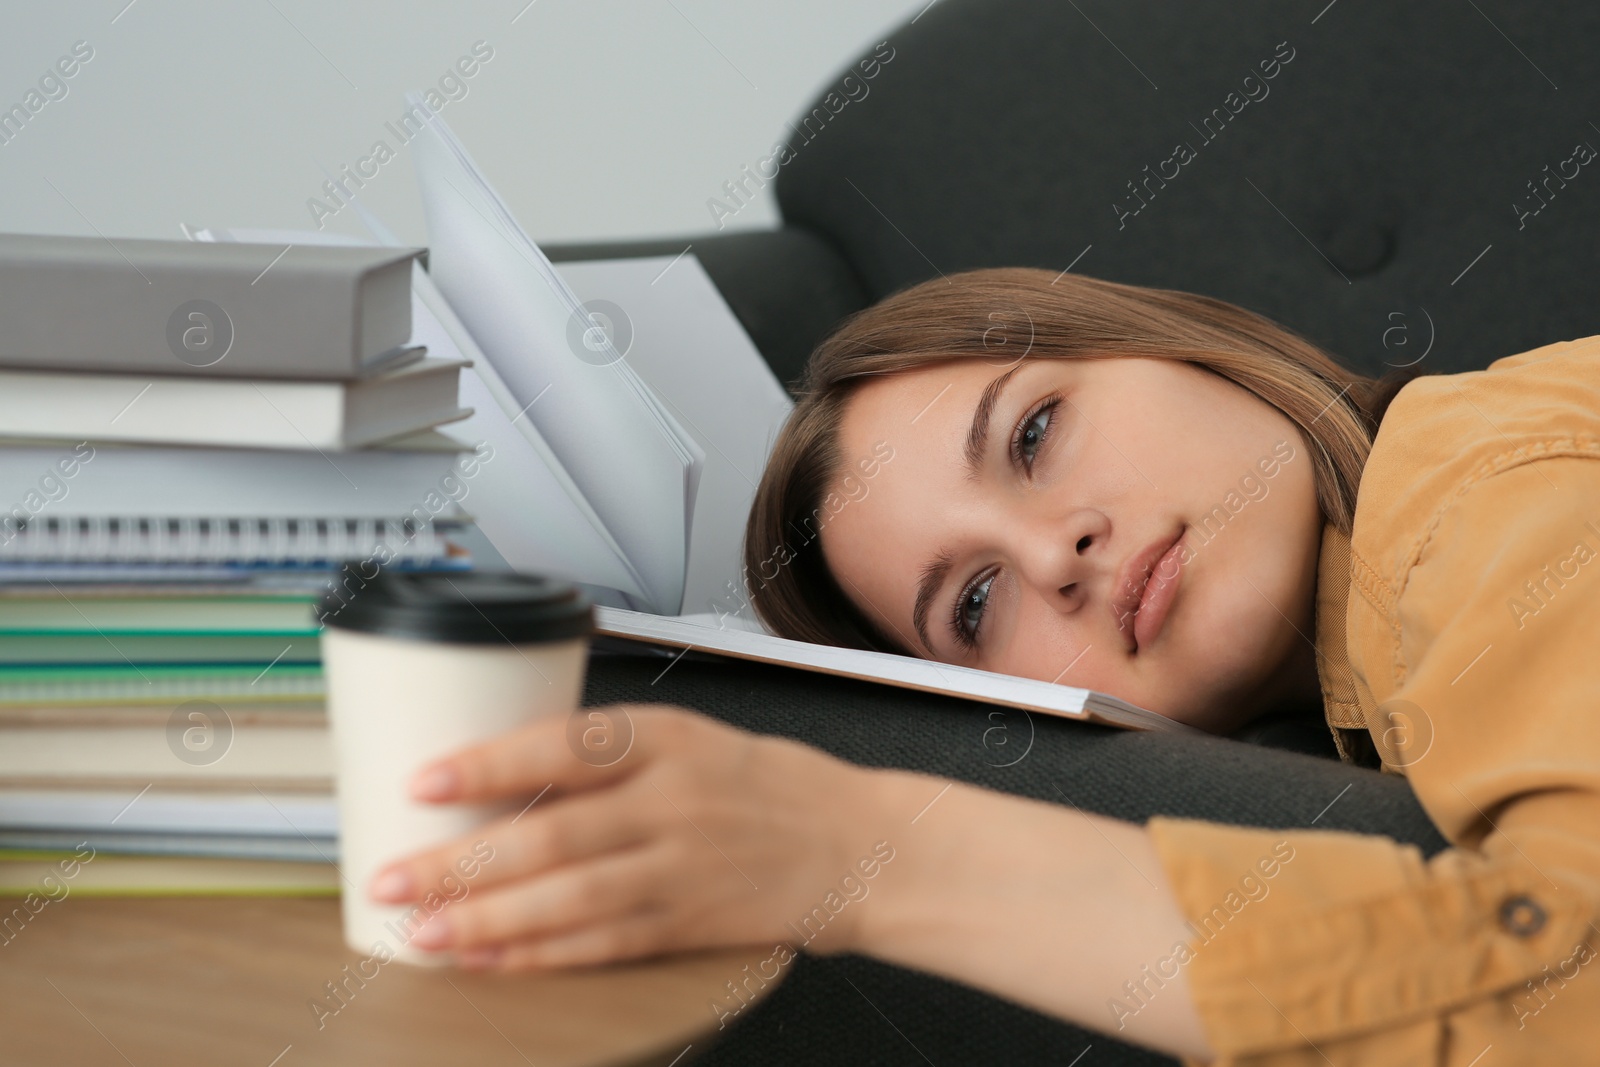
top-left (1133, 533), bottom-right (1185, 652)
top-left (1111, 527), bottom-right (1186, 653)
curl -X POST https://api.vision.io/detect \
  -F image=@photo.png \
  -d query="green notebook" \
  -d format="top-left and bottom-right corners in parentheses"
top-left (0, 635), bottom-right (320, 665)
top-left (0, 663), bottom-right (324, 705)
top-left (0, 595), bottom-right (317, 632)
top-left (0, 596), bottom-right (321, 666)
top-left (0, 849), bottom-right (339, 897)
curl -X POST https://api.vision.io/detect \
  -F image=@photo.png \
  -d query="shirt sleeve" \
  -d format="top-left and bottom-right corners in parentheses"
top-left (1146, 454), bottom-right (1600, 1066)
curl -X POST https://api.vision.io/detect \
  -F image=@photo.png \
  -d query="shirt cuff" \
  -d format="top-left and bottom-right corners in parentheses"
top-left (1146, 816), bottom-right (1593, 1059)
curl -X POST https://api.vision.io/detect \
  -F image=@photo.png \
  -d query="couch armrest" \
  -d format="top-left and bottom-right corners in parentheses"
top-left (584, 652), bottom-right (1442, 1067)
top-left (546, 226), bottom-right (868, 391)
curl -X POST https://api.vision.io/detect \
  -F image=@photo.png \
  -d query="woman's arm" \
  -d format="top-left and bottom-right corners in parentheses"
top-left (863, 766), bottom-right (1213, 1059)
top-left (371, 705), bottom-right (1212, 1061)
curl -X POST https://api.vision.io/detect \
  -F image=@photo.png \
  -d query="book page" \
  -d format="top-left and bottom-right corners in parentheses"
top-left (409, 97), bottom-right (703, 613)
top-left (556, 255), bottom-right (794, 619)
top-left (411, 272), bottom-right (651, 600)
top-left (594, 607), bottom-right (1191, 732)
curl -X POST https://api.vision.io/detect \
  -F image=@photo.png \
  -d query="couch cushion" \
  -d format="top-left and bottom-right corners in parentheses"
top-left (584, 651), bottom-right (1447, 1067)
top-left (776, 0), bottom-right (1600, 376)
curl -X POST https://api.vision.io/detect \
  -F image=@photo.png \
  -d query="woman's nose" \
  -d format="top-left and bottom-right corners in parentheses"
top-left (1012, 508), bottom-right (1109, 606)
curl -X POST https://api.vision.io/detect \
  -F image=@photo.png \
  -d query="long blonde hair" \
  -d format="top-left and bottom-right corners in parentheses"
top-left (743, 268), bottom-right (1413, 652)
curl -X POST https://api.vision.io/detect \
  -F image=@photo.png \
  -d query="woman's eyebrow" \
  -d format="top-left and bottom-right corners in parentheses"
top-left (910, 366), bottom-right (1023, 652)
top-left (912, 548), bottom-right (955, 654)
top-left (963, 365), bottom-right (1025, 476)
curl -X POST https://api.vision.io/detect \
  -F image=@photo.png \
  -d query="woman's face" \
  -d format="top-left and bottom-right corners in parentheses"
top-left (819, 355), bottom-right (1325, 732)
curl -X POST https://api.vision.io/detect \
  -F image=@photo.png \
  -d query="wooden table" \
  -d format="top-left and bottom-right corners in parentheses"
top-left (2, 897), bottom-right (779, 1067)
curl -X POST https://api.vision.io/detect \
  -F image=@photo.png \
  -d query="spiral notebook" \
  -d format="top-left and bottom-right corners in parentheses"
top-left (0, 515), bottom-right (452, 563)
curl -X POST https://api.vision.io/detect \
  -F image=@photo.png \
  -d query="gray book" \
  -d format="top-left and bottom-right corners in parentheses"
top-left (0, 232), bottom-right (422, 379)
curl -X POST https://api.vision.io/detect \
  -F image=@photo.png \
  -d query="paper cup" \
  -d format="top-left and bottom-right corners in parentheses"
top-left (318, 571), bottom-right (592, 965)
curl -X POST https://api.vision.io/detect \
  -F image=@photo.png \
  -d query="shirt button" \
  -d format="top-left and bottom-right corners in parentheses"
top-left (1499, 895), bottom-right (1547, 937)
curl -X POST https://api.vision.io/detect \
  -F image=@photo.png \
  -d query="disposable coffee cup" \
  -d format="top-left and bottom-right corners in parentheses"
top-left (317, 571), bottom-right (592, 965)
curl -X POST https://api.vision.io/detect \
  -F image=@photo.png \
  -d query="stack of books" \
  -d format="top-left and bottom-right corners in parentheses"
top-left (0, 233), bottom-right (478, 896)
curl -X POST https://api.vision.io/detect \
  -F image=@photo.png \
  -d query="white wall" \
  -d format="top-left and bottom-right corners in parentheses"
top-left (0, 0), bottom-right (925, 245)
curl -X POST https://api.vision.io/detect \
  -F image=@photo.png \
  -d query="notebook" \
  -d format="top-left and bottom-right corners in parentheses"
top-left (0, 701), bottom-right (323, 726)
top-left (0, 428), bottom-right (471, 519)
top-left (0, 787), bottom-right (336, 837)
top-left (0, 517), bottom-right (458, 565)
top-left (0, 852), bottom-right (339, 896)
top-left (0, 722), bottom-right (333, 790)
top-left (0, 352), bottom-right (471, 449)
top-left (0, 829), bottom-right (336, 863)
top-left (0, 590), bottom-right (324, 671)
top-left (594, 607), bottom-right (1194, 733)
top-left (0, 663), bottom-right (325, 706)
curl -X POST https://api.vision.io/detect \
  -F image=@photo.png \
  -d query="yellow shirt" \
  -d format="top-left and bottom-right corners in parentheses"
top-left (1147, 336), bottom-right (1600, 1064)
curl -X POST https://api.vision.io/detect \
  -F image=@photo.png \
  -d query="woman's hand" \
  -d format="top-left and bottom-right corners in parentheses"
top-left (368, 701), bottom-right (1213, 1059)
top-left (368, 704), bottom-right (898, 972)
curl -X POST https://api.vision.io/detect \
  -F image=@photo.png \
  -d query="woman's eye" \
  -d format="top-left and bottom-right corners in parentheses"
top-left (1013, 399), bottom-right (1058, 471)
top-left (954, 572), bottom-right (997, 647)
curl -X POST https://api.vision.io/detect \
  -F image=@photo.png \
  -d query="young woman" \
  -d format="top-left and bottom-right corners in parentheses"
top-left (371, 270), bottom-right (1600, 1065)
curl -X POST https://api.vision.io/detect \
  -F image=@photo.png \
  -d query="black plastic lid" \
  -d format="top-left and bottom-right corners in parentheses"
top-left (317, 570), bottom-right (592, 645)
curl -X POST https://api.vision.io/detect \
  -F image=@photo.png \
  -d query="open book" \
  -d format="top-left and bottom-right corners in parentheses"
top-left (406, 95), bottom-right (710, 614)
top-left (594, 607), bottom-right (1190, 732)
top-left (191, 102), bottom-right (1184, 734)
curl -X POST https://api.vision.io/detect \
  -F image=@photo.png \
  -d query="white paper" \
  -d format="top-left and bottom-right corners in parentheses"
top-left (0, 789), bottom-right (337, 837)
top-left (410, 270), bottom-right (649, 598)
top-left (408, 96), bottom-right (703, 613)
top-left (556, 256), bottom-right (794, 619)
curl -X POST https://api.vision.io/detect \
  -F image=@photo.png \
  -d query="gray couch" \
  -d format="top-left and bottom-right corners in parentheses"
top-left (564, 2), bottom-right (1600, 1062)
